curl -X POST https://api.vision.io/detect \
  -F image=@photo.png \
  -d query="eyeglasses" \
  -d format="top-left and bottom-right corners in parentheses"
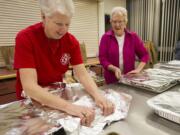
top-left (111, 20), bottom-right (126, 25)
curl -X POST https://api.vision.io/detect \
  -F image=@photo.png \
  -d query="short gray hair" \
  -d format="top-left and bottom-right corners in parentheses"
top-left (111, 7), bottom-right (128, 23)
top-left (38, 0), bottom-right (75, 17)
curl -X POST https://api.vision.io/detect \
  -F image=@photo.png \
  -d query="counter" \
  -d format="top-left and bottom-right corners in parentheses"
top-left (0, 68), bottom-right (16, 80)
top-left (100, 83), bottom-right (180, 135)
top-left (0, 83), bottom-right (180, 135)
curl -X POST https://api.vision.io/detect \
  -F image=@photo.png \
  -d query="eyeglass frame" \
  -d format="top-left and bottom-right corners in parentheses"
top-left (111, 20), bottom-right (126, 26)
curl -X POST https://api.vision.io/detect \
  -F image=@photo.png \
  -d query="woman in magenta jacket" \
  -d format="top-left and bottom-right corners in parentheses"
top-left (99, 7), bottom-right (149, 84)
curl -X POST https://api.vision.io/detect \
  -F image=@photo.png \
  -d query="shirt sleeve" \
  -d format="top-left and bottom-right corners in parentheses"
top-left (99, 34), bottom-right (112, 70)
top-left (134, 33), bottom-right (149, 63)
top-left (14, 32), bottom-right (36, 69)
top-left (69, 35), bottom-right (83, 65)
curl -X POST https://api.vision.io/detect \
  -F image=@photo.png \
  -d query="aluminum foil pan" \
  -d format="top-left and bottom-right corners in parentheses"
top-left (119, 68), bottom-right (178, 93)
top-left (147, 89), bottom-right (180, 124)
top-left (0, 100), bottom-right (64, 135)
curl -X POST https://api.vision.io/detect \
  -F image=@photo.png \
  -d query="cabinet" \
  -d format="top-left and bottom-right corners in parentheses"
top-left (0, 79), bottom-right (17, 104)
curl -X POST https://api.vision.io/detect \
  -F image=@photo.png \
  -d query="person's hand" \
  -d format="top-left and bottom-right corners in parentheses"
top-left (127, 68), bottom-right (141, 74)
top-left (108, 65), bottom-right (121, 80)
top-left (94, 95), bottom-right (115, 116)
top-left (65, 104), bottom-right (95, 127)
top-left (114, 67), bottom-right (121, 80)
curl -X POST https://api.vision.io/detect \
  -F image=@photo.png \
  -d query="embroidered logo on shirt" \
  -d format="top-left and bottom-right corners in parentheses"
top-left (60, 53), bottom-right (71, 65)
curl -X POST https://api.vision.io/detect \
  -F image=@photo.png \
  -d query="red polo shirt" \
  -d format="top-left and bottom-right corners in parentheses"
top-left (14, 22), bottom-right (83, 99)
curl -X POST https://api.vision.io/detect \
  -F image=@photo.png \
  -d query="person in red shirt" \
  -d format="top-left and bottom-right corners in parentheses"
top-left (14, 0), bottom-right (114, 127)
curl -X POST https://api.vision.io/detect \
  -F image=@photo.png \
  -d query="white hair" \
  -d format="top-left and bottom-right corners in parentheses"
top-left (38, 0), bottom-right (75, 18)
top-left (111, 7), bottom-right (128, 23)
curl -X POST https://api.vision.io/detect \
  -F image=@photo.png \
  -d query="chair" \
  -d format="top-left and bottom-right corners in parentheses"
top-left (0, 46), bottom-right (14, 70)
top-left (175, 40), bottom-right (180, 60)
top-left (144, 41), bottom-right (158, 68)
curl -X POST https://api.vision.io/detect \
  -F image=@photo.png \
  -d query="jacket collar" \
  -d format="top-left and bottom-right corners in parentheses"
top-left (106, 29), bottom-right (131, 37)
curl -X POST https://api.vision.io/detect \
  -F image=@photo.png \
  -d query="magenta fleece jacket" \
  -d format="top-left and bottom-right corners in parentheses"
top-left (99, 29), bottom-right (149, 84)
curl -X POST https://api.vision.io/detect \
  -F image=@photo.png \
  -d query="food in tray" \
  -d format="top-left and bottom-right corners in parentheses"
top-left (0, 86), bottom-right (132, 135)
top-left (120, 68), bottom-right (179, 92)
top-left (122, 73), bottom-right (150, 82)
top-left (0, 101), bottom-right (62, 135)
top-left (155, 60), bottom-right (180, 71)
top-left (59, 89), bottom-right (132, 135)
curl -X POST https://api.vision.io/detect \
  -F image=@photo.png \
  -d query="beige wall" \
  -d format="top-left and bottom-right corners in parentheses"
top-left (104, 0), bottom-right (126, 14)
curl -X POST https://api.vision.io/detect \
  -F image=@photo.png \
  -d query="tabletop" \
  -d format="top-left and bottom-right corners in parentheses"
top-left (99, 83), bottom-right (180, 135)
